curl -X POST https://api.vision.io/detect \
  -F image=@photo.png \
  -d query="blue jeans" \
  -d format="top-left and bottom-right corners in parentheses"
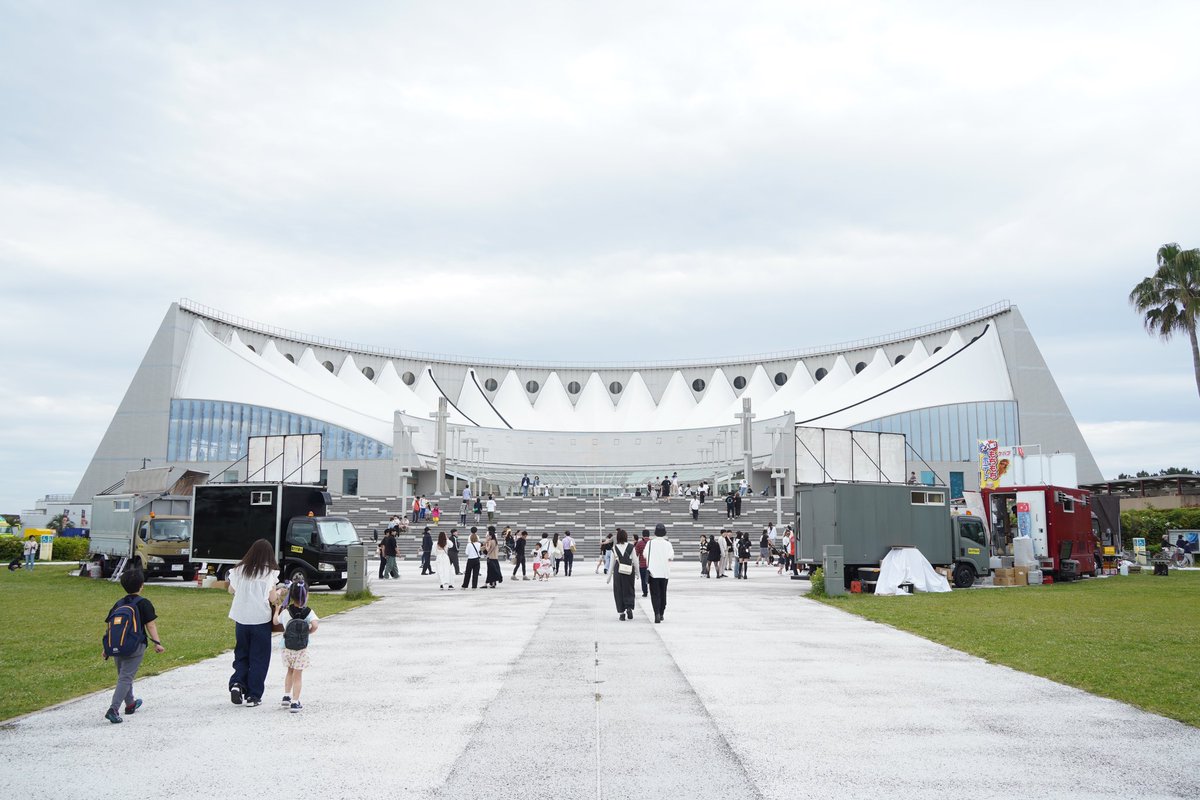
top-left (230, 621), bottom-right (273, 701)
top-left (25, 551), bottom-right (35, 569)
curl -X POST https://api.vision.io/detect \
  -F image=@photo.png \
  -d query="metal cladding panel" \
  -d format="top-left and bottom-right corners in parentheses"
top-left (824, 429), bottom-right (853, 481)
top-left (796, 428), bottom-right (826, 483)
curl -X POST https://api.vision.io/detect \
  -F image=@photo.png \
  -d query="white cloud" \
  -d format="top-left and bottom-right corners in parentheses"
top-left (1078, 421), bottom-right (1200, 478)
top-left (3, 1), bottom-right (1200, 507)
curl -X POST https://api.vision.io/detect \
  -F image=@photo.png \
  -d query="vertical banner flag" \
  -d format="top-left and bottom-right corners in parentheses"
top-left (978, 439), bottom-right (1000, 489)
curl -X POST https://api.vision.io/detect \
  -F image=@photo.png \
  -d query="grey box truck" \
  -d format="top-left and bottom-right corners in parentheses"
top-left (796, 482), bottom-right (990, 589)
top-left (89, 468), bottom-right (209, 579)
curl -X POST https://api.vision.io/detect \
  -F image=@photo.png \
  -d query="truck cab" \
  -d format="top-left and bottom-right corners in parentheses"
top-left (950, 513), bottom-right (991, 588)
top-left (279, 515), bottom-right (354, 590)
top-left (133, 514), bottom-right (195, 580)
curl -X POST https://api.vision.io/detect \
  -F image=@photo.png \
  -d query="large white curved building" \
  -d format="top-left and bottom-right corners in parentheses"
top-left (72, 300), bottom-right (1101, 501)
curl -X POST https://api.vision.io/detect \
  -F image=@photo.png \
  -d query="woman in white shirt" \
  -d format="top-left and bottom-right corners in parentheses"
top-left (461, 531), bottom-right (482, 589)
top-left (644, 523), bottom-right (675, 624)
top-left (551, 533), bottom-right (564, 575)
top-left (435, 531), bottom-right (455, 590)
top-left (227, 539), bottom-right (279, 707)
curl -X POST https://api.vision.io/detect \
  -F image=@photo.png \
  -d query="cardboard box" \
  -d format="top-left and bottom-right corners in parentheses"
top-left (211, 580), bottom-right (229, 590)
top-left (1014, 567), bottom-right (1029, 585)
top-left (994, 575), bottom-right (1011, 586)
top-left (996, 568), bottom-right (1014, 580)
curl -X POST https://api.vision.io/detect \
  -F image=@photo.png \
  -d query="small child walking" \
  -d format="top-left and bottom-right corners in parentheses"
top-left (276, 581), bottom-right (319, 713)
top-left (102, 569), bottom-right (165, 723)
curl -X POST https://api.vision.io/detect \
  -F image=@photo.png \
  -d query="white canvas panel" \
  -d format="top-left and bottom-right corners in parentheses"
top-left (247, 437), bottom-right (266, 481)
top-left (824, 429), bottom-right (853, 481)
top-left (851, 431), bottom-right (882, 482)
top-left (263, 436), bottom-right (285, 482)
top-left (880, 433), bottom-right (907, 483)
top-left (282, 435), bottom-right (303, 481)
top-left (300, 434), bottom-right (323, 483)
top-left (795, 427), bottom-right (826, 483)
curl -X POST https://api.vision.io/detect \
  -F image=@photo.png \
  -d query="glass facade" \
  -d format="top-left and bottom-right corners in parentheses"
top-left (167, 399), bottom-right (392, 463)
top-left (852, 401), bottom-right (1019, 463)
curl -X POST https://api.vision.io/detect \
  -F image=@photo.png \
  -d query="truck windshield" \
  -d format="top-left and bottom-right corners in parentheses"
top-left (317, 520), bottom-right (358, 546)
top-left (150, 519), bottom-right (190, 542)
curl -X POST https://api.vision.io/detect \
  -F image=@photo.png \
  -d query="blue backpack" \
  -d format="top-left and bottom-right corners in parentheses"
top-left (103, 598), bottom-right (143, 658)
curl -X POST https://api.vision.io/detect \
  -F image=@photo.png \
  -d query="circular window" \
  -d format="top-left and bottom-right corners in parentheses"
top-left (567, 381), bottom-right (581, 394)
top-left (322, 360), bottom-right (335, 373)
top-left (401, 371), bottom-right (416, 386)
top-left (484, 378), bottom-right (498, 392)
top-left (609, 381), bottom-right (623, 394)
top-left (854, 362), bottom-right (867, 374)
top-left (526, 380), bottom-right (540, 394)
top-left (815, 368), bottom-right (828, 381)
top-left (691, 378), bottom-right (706, 392)
top-left (774, 372), bottom-right (788, 386)
top-left (284, 353), bottom-right (295, 363)
top-left (733, 376), bottom-right (746, 390)
top-left (894, 354), bottom-right (905, 365)
top-left (362, 366), bottom-right (375, 380)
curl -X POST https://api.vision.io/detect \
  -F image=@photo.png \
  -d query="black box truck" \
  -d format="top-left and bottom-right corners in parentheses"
top-left (191, 483), bottom-right (356, 590)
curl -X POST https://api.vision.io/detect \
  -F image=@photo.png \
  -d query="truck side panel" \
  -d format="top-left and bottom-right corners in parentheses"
top-left (89, 496), bottom-right (134, 558)
top-left (191, 485), bottom-right (279, 563)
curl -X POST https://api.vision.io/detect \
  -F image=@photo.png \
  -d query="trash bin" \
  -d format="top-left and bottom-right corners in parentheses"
top-left (1153, 560), bottom-right (1169, 576)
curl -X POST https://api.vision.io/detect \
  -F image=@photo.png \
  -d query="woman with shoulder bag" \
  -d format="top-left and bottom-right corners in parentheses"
top-left (483, 527), bottom-right (503, 589)
top-left (607, 528), bottom-right (638, 620)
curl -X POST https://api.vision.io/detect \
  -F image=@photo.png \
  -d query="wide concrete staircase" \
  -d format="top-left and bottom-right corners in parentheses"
top-left (329, 494), bottom-right (790, 560)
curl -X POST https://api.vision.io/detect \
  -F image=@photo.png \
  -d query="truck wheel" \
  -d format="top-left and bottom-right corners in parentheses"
top-left (287, 566), bottom-right (310, 586)
top-left (327, 580), bottom-right (347, 591)
top-left (181, 568), bottom-right (195, 582)
top-left (952, 563), bottom-right (976, 589)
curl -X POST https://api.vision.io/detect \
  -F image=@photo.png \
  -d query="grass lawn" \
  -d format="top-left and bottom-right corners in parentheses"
top-left (817, 571), bottom-right (1200, 727)
top-left (0, 565), bottom-right (375, 721)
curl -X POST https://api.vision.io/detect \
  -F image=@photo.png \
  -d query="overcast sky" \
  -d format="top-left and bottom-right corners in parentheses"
top-left (2, 1), bottom-right (1198, 512)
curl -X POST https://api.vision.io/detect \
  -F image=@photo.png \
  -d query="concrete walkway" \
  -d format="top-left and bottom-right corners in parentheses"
top-left (2, 563), bottom-right (1197, 799)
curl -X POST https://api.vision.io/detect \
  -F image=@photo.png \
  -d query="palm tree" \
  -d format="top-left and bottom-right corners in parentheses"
top-left (1129, 243), bottom-right (1200, 400)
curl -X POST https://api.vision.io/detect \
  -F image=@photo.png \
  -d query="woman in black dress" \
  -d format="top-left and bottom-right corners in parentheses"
top-left (607, 528), bottom-right (639, 620)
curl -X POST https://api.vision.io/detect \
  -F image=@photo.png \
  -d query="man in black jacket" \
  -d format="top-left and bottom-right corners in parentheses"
top-left (448, 529), bottom-right (461, 575)
top-left (511, 530), bottom-right (528, 580)
top-left (420, 527), bottom-right (433, 575)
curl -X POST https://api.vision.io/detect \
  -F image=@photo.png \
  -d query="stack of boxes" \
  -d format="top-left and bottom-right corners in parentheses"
top-left (991, 566), bottom-right (1043, 586)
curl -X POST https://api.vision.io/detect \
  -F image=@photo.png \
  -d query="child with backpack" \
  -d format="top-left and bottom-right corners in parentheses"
top-left (276, 581), bottom-right (319, 713)
top-left (101, 569), bottom-right (165, 724)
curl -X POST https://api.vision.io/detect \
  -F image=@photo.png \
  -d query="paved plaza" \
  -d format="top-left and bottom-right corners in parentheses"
top-left (2, 566), bottom-right (1198, 799)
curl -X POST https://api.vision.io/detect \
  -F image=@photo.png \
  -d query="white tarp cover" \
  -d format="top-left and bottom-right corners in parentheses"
top-left (874, 546), bottom-right (952, 595)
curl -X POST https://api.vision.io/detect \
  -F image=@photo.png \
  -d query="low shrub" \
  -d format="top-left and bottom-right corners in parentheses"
top-left (0, 536), bottom-right (21, 561)
top-left (343, 588), bottom-right (377, 602)
top-left (50, 538), bottom-right (90, 561)
top-left (808, 567), bottom-right (826, 597)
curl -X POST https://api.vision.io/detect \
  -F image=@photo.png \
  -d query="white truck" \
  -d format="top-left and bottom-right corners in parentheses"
top-left (89, 468), bottom-right (209, 579)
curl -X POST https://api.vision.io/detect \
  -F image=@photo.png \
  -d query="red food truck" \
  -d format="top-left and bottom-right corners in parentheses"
top-left (981, 484), bottom-right (1099, 579)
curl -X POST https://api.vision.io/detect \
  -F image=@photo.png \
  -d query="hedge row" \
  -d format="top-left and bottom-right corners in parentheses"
top-left (0, 535), bottom-right (91, 562)
top-left (1120, 508), bottom-right (1200, 549)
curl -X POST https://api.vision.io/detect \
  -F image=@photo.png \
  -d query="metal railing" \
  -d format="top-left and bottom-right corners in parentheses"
top-left (179, 298), bottom-right (1011, 370)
